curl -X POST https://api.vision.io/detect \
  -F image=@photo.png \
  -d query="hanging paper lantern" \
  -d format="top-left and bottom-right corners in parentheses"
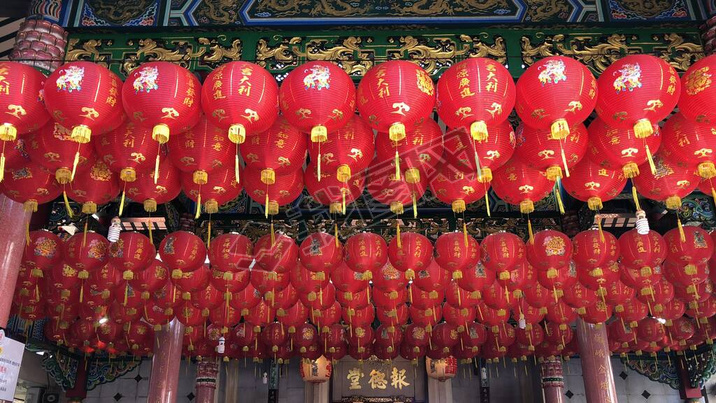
top-left (25, 122), bottom-right (96, 185)
top-left (572, 229), bottom-right (619, 269)
top-left (127, 158), bottom-right (181, 213)
top-left (561, 157), bottom-right (626, 210)
top-left (2, 138), bottom-right (30, 171)
top-left (209, 232), bottom-right (252, 273)
top-left (619, 228), bottom-right (667, 270)
top-left (45, 61), bottom-right (124, 143)
top-left (123, 62), bottom-right (201, 151)
top-left (586, 117), bottom-right (661, 178)
top-left (64, 232), bottom-right (109, 276)
top-left (603, 280), bottom-right (636, 311)
top-left (342, 305), bottom-right (374, 328)
top-left (1, 163), bottom-right (61, 212)
top-left (632, 152), bottom-right (700, 211)
top-left (412, 259), bottom-right (451, 292)
top-left (254, 232), bottom-right (298, 274)
top-left (410, 286), bottom-right (444, 310)
top-left (331, 262), bottom-right (369, 294)
top-left (290, 263), bottom-right (329, 294)
top-left (429, 163), bottom-right (488, 214)
top-left (158, 231), bottom-right (207, 276)
top-left (67, 160), bottom-right (120, 214)
top-left (344, 232), bottom-right (388, 275)
top-left (181, 165), bottom-right (241, 215)
top-left (635, 278), bottom-right (674, 312)
top-left (94, 120), bottom-right (160, 183)
top-left (109, 231), bottom-right (153, 281)
top-left (357, 60), bottom-right (435, 142)
top-left (280, 61), bottom-right (355, 145)
top-left (240, 116), bottom-right (306, 184)
top-left (409, 305), bottom-right (441, 328)
top-left (515, 56), bottom-right (597, 140)
top-left (129, 259), bottom-right (168, 299)
top-left (168, 115), bottom-right (233, 188)
top-left (375, 118), bottom-right (445, 185)
top-left (299, 232), bottom-right (343, 273)
top-left (664, 226), bottom-right (713, 266)
top-left (230, 282), bottom-right (262, 314)
top-left (174, 264), bottom-right (212, 293)
top-left (446, 281), bottom-right (482, 308)
top-left (442, 121), bottom-right (515, 183)
top-left (376, 304), bottom-right (409, 328)
top-left (434, 232), bottom-right (480, 280)
top-left (481, 232), bottom-right (526, 273)
top-left (23, 230), bottom-right (63, 273)
top-left (388, 232), bottom-right (433, 277)
top-left (243, 168), bottom-right (303, 216)
top-left (491, 158), bottom-right (552, 214)
top-left (662, 113), bottom-right (716, 184)
top-left (299, 355), bottom-right (333, 384)
top-left (305, 162), bottom-right (365, 214)
top-left (202, 61), bottom-right (279, 145)
top-left (437, 58), bottom-right (515, 142)
top-left (0, 62), bottom-right (50, 177)
top-left (596, 55), bottom-right (680, 139)
top-left (307, 115), bottom-right (374, 183)
top-left (515, 122), bottom-right (588, 185)
top-left (561, 280), bottom-right (598, 312)
top-left (366, 157), bottom-right (428, 216)
top-left (678, 55), bottom-right (716, 123)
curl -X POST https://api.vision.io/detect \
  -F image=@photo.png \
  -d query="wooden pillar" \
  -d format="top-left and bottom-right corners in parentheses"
top-left (576, 319), bottom-right (618, 403)
top-left (195, 361), bottom-right (219, 403)
top-left (541, 356), bottom-right (565, 403)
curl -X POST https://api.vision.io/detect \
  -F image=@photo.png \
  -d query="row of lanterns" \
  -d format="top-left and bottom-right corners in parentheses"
top-left (12, 221), bottom-right (716, 373)
top-left (0, 55), bottom-right (715, 239)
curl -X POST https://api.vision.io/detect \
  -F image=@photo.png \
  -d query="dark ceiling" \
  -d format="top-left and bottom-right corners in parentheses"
top-left (0, 0), bottom-right (32, 18)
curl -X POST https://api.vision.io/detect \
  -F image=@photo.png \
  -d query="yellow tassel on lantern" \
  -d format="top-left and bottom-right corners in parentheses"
top-left (270, 221), bottom-right (276, 246)
top-left (119, 187), bottom-right (126, 216)
top-left (597, 215), bottom-right (605, 242)
top-left (677, 218), bottom-right (686, 243)
top-left (0, 151), bottom-right (4, 183)
top-left (147, 218), bottom-right (154, 245)
top-left (63, 191), bottom-right (73, 218)
top-left (207, 219), bottom-right (212, 249)
top-left (474, 150), bottom-right (483, 181)
top-left (342, 188), bottom-right (347, 215)
top-left (645, 143), bottom-right (656, 175)
top-left (195, 193), bottom-right (202, 219)
top-left (396, 221), bottom-right (401, 248)
top-left (389, 122), bottom-right (406, 142)
top-left (412, 192), bottom-right (417, 218)
top-left (485, 192), bottom-right (491, 217)
top-left (235, 153), bottom-right (241, 184)
top-left (528, 219), bottom-right (534, 245)
top-left (394, 150), bottom-right (401, 181)
top-left (463, 222), bottom-right (468, 247)
top-left (153, 153), bottom-right (161, 185)
top-left (554, 179), bottom-right (565, 214)
top-left (71, 147), bottom-right (81, 181)
top-left (334, 223), bottom-right (339, 247)
top-left (560, 143), bottom-right (570, 178)
top-left (631, 184), bottom-right (642, 211)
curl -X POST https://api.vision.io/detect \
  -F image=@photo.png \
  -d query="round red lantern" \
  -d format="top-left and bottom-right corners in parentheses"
top-left (209, 232), bottom-right (252, 273)
top-left (491, 158), bottom-right (552, 214)
top-left (254, 232), bottom-right (298, 274)
top-left (375, 118), bottom-right (444, 183)
top-left (662, 113), bottom-right (716, 180)
top-left (243, 167), bottom-right (303, 216)
top-left (307, 114), bottom-right (374, 184)
top-left (678, 55), bottom-right (716, 124)
top-left (562, 157), bottom-right (626, 210)
top-left (180, 165), bottom-right (241, 215)
top-left (290, 263), bottom-right (329, 294)
top-left (64, 232), bottom-right (109, 275)
top-left (388, 232), bottom-right (433, 276)
top-left (437, 58), bottom-right (515, 142)
top-left (596, 55), bottom-right (680, 139)
top-left (344, 232), bottom-right (388, 274)
top-left (126, 158), bottom-right (182, 213)
top-left (357, 61), bottom-right (435, 142)
top-left (45, 61), bottom-right (124, 143)
top-left (434, 231), bottom-right (480, 280)
top-left (23, 230), bottom-right (63, 272)
top-left (94, 120), bottom-right (159, 185)
top-left (514, 122), bottom-right (588, 183)
top-left (412, 259), bottom-right (451, 292)
top-left (572, 229), bottom-right (619, 269)
top-left (429, 163), bottom-right (488, 214)
top-left (109, 231), bottom-right (153, 280)
top-left (1, 163), bottom-right (61, 211)
top-left (633, 152), bottom-right (700, 211)
top-left (304, 162), bottom-right (365, 214)
top-left (664, 225), bottom-right (713, 267)
top-left (515, 56), bottom-right (597, 140)
top-left (586, 117), bottom-right (661, 178)
top-left (299, 232), bottom-right (343, 273)
top-left (123, 62), bottom-right (201, 149)
top-left (366, 157), bottom-right (428, 217)
top-left (25, 122), bottom-right (96, 185)
top-left (158, 231), bottom-right (207, 276)
top-left (481, 232), bottom-right (526, 273)
top-left (67, 160), bottom-right (120, 214)
top-left (202, 61), bottom-right (279, 144)
top-left (526, 230), bottom-right (572, 274)
top-left (442, 121), bottom-right (515, 183)
top-left (240, 116), bottom-right (306, 184)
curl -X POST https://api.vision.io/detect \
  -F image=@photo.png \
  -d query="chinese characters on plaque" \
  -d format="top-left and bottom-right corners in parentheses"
top-left (347, 367), bottom-right (411, 391)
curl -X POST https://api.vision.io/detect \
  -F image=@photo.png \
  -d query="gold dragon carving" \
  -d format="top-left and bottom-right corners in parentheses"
top-left (121, 38), bottom-right (206, 75)
top-left (521, 32), bottom-right (702, 73)
top-left (198, 36), bottom-right (243, 63)
top-left (65, 38), bottom-right (112, 66)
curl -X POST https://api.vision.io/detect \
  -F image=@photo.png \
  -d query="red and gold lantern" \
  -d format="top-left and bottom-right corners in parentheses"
top-left (67, 160), bottom-right (120, 214)
top-left (1, 163), bottom-right (61, 212)
top-left (586, 117), bottom-right (661, 178)
top-left (678, 54), bottom-right (716, 124)
top-left (561, 157), bottom-right (626, 211)
top-left (491, 158), bottom-right (552, 215)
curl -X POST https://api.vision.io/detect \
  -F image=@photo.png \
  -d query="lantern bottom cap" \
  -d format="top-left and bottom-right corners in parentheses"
top-left (698, 161), bottom-right (716, 179)
top-left (633, 119), bottom-right (654, 139)
top-left (71, 125), bottom-right (92, 144)
top-left (228, 124), bottom-right (246, 144)
top-left (152, 124), bottom-right (170, 144)
top-left (0, 123), bottom-right (17, 142)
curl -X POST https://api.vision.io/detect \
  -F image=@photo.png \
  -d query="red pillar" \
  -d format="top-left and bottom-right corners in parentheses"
top-left (576, 319), bottom-right (618, 403)
top-left (541, 356), bottom-right (565, 403)
top-left (65, 357), bottom-right (88, 402)
top-left (195, 361), bottom-right (219, 403)
top-left (147, 318), bottom-right (185, 403)
top-left (0, 195), bottom-right (31, 327)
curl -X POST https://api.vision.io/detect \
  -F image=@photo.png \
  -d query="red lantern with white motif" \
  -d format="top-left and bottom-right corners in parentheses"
top-left (596, 55), bottom-right (680, 140)
top-left (45, 61), bottom-right (124, 144)
top-left (299, 232), bottom-right (343, 273)
top-left (158, 231), bottom-right (207, 276)
top-left (515, 56), bottom-right (597, 141)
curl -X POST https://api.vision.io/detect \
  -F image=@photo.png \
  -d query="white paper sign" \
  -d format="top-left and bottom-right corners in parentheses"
top-left (0, 329), bottom-right (25, 401)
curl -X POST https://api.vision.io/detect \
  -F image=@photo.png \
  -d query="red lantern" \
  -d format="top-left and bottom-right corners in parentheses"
top-left (366, 157), bottom-right (428, 216)
top-left (342, 305), bottom-right (374, 328)
top-left (410, 305), bottom-right (441, 328)
top-left (375, 119), bottom-right (444, 184)
top-left (243, 168), bottom-right (303, 216)
top-left (126, 158), bottom-right (182, 213)
top-left (633, 152), bottom-right (701, 211)
top-left (412, 259), bottom-right (451, 292)
top-left (437, 58), bottom-right (515, 142)
top-left (490, 158), bottom-right (552, 214)
top-left (240, 116), bottom-right (306, 183)
top-left (481, 232), bottom-right (526, 273)
top-left (280, 61), bottom-right (355, 144)
top-left (344, 232), bottom-right (388, 274)
top-left (515, 56), bottom-right (597, 141)
top-left (168, 115), bottom-right (233, 187)
top-left (25, 122), bottom-right (96, 185)
top-left (290, 264), bottom-right (329, 294)
top-left (357, 61), bottom-right (435, 142)
top-left (158, 231), bottom-right (207, 276)
top-left (123, 62), bottom-right (201, 150)
top-left (572, 229), bottom-right (619, 269)
top-left (376, 304), bottom-right (409, 328)
top-left (64, 232), bottom-right (109, 275)
top-left (0, 62), bottom-right (50, 173)
top-left (307, 115), bottom-right (374, 183)
top-left (129, 259), bottom-right (168, 299)
top-left (678, 55), bottom-right (716, 124)
top-left (433, 232), bottom-right (480, 281)
top-left (109, 231), bottom-right (154, 292)
top-left (174, 264), bottom-right (212, 293)
top-left (250, 269), bottom-right (290, 295)
top-left (446, 281), bottom-right (481, 308)
top-left (442, 121), bottom-right (515, 183)
top-left (515, 122), bottom-right (588, 184)
top-left (410, 286), bottom-right (444, 310)
top-left (45, 61), bottom-right (123, 143)
top-left (94, 120), bottom-right (159, 184)
top-left (202, 61), bottom-right (278, 145)
top-left (458, 261), bottom-right (495, 294)
top-left (664, 225), bottom-right (713, 266)
top-left (615, 299), bottom-right (649, 328)
top-left (429, 163), bottom-right (488, 214)
top-left (2, 138), bottom-right (30, 171)
top-left (331, 263), bottom-right (369, 294)
top-left (209, 232), bottom-right (252, 273)
top-left (181, 165), bottom-right (242, 214)
top-left (304, 162), bottom-right (365, 214)
top-left (596, 55), bottom-right (680, 139)
top-left (1, 163), bottom-right (61, 212)
top-left (254, 232), bottom-right (298, 274)
top-left (299, 232), bottom-right (343, 273)
top-left (230, 282), bottom-right (262, 314)
top-left (23, 230), bottom-right (63, 272)
top-left (562, 157), bottom-right (626, 210)
top-left (586, 117), bottom-right (661, 178)
top-left (619, 229), bottom-right (667, 270)
top-left (388, 232), bottom-right (433, 276)
top-left (67, 160), bottom-right (120, 214)
top-left (526, 230), bottom-right (572, 278)
top-left (662, 113), bottom-right (716, 183)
